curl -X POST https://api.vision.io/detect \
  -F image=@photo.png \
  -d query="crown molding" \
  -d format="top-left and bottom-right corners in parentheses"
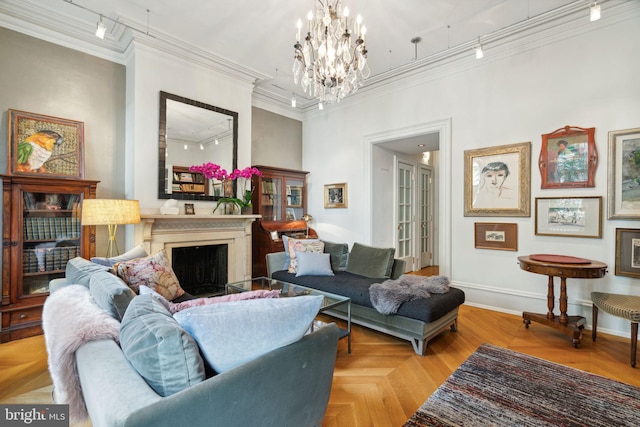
top-left (289, 0), bottom-right (639, 117)
top-left (2, 0), bottom-right (637, 116)
top-left (0, 0), bottom-right (268, 85)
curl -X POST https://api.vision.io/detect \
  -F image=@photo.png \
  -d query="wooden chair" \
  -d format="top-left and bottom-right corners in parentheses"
top-left (591, 292), bottom-right (640, 367)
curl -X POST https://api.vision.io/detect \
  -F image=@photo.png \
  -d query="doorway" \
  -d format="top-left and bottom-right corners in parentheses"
top-left (366, 118), bottom-right (451, 277)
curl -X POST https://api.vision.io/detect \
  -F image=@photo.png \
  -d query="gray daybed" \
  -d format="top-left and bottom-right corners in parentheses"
top-left (266, 243), bottom-right (465, 355)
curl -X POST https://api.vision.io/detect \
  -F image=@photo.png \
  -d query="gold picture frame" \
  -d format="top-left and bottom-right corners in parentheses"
top-left (324, 183), bottom-right (348, 208)
top-left (464, 142), bottom-right (531, 217)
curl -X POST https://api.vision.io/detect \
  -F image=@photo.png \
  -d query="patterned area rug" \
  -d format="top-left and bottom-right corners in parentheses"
top-left (404, 343), bottom-right (640, 426)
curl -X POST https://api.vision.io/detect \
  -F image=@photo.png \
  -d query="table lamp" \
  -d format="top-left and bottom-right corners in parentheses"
top-left (81, 199), bottom-right (141, 257)
top-left (301, 213), bottom-right (313, 238)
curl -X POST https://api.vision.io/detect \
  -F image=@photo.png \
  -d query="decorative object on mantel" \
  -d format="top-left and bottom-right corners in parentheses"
top-left (539, 125), bottom-right (597, 189)
top-left (293, 0), bottom-right (370, 105)
top-left (190, 163), bottom-right (261, 214)
top-left (81, 199), bottom-right (141, 257)
top-left (160, 199), bottom-right (179, 215)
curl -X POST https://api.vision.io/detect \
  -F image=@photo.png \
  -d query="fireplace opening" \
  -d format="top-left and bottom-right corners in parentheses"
top-left (171, 244), bottom-right (228, 297)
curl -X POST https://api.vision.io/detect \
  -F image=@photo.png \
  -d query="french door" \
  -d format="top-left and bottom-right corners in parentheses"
top-left (396, 160), bottom-right (434, 271)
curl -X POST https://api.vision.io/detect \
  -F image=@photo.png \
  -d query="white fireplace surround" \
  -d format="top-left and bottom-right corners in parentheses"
top-left (136, 214), bottom-right (259, 284)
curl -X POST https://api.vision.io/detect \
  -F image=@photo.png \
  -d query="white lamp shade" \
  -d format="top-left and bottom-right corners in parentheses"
top-left (81, 199), bottom-right (141, 226)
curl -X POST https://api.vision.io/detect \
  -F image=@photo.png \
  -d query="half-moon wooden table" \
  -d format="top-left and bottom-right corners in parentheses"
top-left (517, 255), bottom-right (607, 347)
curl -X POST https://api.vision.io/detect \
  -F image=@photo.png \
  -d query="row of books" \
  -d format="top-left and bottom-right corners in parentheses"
top-left (23, 217), bottom-right (81, 241)
top-left (23, 245), bottom-right (80, 273)
top-left (173, 172), bottom-right (205, 184)
top-left (23, 193), bottom-right (79, 210)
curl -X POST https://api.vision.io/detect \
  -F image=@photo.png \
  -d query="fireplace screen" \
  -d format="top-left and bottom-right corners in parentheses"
top-left (172, 244), bottom-right (228, 296)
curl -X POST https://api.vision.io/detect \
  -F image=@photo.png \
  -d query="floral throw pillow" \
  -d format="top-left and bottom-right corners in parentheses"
top-left (287, 239), bottom-right (324, 273)
top-left (113, 250), bottom-right (185, 301)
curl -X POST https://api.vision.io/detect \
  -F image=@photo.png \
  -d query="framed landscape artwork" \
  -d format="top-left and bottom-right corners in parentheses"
top-left (538, 125), bottom-right (597, 189)
top-left (474, 222), bottom-right (518, 251)
top-left (607, 127), bottom-right (640, 219)
top-left (464, 141), bottom-right (531, 217)
top-left (7, 109), bottom-right (84, 179)
top-left (535, 196), bottom-right (602, 238)
top-left (615, 228), bottom-right (640, 278)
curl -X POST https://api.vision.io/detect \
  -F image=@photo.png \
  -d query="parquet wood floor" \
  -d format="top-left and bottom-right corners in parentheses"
top-left (1, 266), bottom-right (638, 427)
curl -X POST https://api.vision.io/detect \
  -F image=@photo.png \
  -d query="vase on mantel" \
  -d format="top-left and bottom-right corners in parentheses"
top-left (241, 206), bottom-right (253, 215)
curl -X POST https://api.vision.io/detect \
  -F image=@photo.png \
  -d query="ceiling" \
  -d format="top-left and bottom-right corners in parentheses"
top-left (4, 0), bottom-right (596, 155)
top-left (24, 0), bottom-right (584, 106)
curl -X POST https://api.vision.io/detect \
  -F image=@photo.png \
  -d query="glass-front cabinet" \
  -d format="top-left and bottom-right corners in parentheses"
top-left (251, 166), bottom-right (315, 277)
top-left (1, 175), bottom-right (99, 342)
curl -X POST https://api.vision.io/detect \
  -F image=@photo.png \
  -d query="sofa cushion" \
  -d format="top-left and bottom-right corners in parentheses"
top-left (119, 294), bottom-right (205, 397)
top-left (346, 243), bottom-right (396, 279)
top-left (287, 239), bottom-right (324, 273)
top-left (139, 285), bottom-right (280, 314)
top-left (295, 251), bottom-right (335, 277)
top-left (323, 241), bottom-right (349, 271)
top-left (174, 295), bottom-right (323, 373)
top-left (113, 250), bottom-right (185, 301)
top-left (89, 271), bottom-right (136, 321)
top-left (272, 270), bottom-right (466, 323)
top-left (65, 257), bottom-right (110, 288)
top-left (90, 244), bottom-right (148, 267)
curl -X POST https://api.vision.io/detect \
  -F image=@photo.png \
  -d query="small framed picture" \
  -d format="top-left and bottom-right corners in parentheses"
top-left (324, 183), bottom-right (348, 208)
top-left (286, 208), bottom-right (296, 220)
top-left (535, 196), bottom-right (602, 238)
top-left (615, 228), bottom-right (640, 277)
top-left (474, 222), bottom-right (517, 251)
top-left (184, 203), bottom-right (195, 215)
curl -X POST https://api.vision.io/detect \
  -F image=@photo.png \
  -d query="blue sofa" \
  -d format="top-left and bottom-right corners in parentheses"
top-left (266, 244), bottom-right (465, 355)
top-left (46, 257), bottom-right (339, 427)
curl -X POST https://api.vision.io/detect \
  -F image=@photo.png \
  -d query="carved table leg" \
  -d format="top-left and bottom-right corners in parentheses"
top-left (559, 277), bottom-right (568, 325)
top-left (547, 275), bottom-right (555, 319)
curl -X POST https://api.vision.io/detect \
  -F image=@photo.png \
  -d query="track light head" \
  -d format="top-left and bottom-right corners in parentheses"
top-left (590, 2), bottom-right (601, 22)
top-left (95, 15), bottom-right (107, 39)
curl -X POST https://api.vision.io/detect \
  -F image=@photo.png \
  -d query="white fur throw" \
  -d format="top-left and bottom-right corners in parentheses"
top-left (370, 275), bottom-right (450, 315)
top-left (42, 285), bottom-right (120, 424)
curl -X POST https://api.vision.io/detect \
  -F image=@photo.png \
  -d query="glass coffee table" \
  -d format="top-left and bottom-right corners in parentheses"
top-left (226, 277), bottom-right (351, 353)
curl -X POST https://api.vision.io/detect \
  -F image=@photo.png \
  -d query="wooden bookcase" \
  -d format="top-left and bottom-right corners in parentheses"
top-left (171, 166), bottom-right (208, 196)
top-left (250, 166), bottom-right (317, 277)
top-left (1, 175), bottom-right (99, 342)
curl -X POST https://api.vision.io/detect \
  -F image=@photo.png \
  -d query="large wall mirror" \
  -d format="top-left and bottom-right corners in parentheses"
top-left (158, 91), bottom-right (238, 200)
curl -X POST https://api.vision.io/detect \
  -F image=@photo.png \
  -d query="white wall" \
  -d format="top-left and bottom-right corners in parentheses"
top-left (126, 42), bottom-right (255, 217)
top-left (302, 11), bottom-right (640, 337)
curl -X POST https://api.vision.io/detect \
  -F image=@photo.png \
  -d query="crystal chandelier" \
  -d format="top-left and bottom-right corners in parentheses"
top-left (293, 0), bottom-right (370, 104)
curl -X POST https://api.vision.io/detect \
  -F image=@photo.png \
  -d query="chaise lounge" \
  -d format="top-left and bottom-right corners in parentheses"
top-left (266, 242), bottom-right (465, 355)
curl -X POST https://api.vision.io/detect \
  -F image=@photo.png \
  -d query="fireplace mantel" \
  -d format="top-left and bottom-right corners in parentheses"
top-left (136, 214), bottom-right (260, 283)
